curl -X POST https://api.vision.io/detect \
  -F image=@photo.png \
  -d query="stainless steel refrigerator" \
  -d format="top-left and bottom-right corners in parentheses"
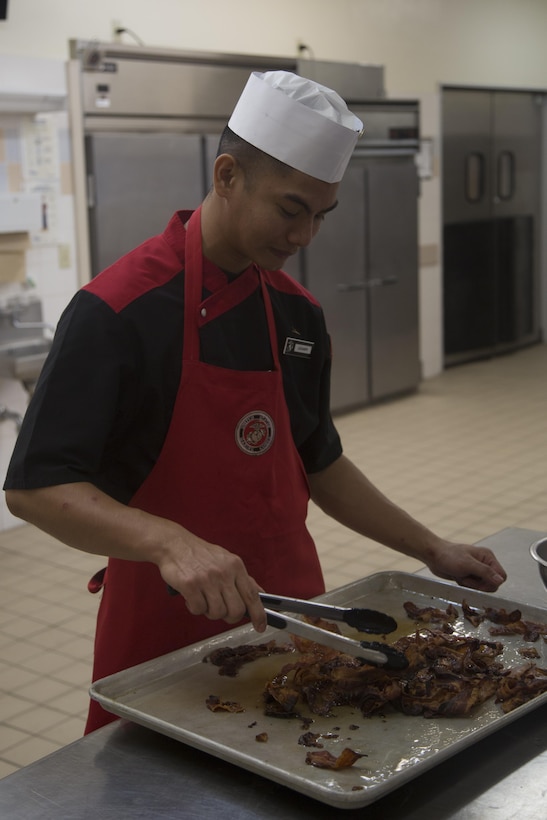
top-left (86, 132), bottom-right (205, 275)
top-left (305, 103), bottom-right (421, 412)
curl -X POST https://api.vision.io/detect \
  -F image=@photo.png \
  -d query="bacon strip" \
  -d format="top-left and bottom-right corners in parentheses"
top-left (305, 747), bottom-right (364, 769)
top-left (205, 694), bottom-right (245, 713)
top-left (404, 601), bottom-right (459, 624)
top-left (496, 664), bottom-right (547, 713)
top-left (203, 640), bottom-right (295, 676)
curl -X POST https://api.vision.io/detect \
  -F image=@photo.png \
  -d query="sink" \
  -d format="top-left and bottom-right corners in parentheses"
top-left (0, 339), bottom-right (52, 382)
top-left (0, 298), bottom-right (53, 386)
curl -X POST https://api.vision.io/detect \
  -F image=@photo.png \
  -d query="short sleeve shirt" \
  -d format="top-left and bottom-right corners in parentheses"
top-left (4, 211), bottom-right (342, 504)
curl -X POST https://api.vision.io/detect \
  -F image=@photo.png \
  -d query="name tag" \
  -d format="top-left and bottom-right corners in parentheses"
top-left (283, 337), bottom-right (315, 359)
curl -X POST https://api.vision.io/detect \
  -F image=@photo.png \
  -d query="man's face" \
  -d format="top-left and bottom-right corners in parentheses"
top-left (222, 161), bottom-right (339, 272)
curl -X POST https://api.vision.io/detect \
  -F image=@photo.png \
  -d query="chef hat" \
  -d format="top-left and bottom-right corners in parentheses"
top-left (228, 70), bottom-right (363, 183)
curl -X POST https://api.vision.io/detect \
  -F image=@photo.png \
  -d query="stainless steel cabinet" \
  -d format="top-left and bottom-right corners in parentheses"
top-left (86, 132), bottom-right (205, 276)
top-left (306, 155), bottom-right (420, 412)
top-left (442, 88), bottom-right (544, 364)
top-left (306, 163), bottom-right (369, 411)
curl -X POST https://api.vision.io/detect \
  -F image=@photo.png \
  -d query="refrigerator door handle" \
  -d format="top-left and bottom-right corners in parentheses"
top-left (337, 281), bottom-right (367, 292)
top-left (496, 150), bottom-right (515, 202)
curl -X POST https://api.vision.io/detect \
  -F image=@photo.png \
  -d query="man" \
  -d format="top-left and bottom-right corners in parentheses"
top-left (4, 71), bottom-right (506, 733)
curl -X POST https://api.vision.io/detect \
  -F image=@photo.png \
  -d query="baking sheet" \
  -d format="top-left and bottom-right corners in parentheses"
top-left (90, 572), bottom-right (547, 809)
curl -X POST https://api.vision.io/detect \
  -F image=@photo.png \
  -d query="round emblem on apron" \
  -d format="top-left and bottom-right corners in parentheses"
top-left (235, 411), bottom-right (275, 455)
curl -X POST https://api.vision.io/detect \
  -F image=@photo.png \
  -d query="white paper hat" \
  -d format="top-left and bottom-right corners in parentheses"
top-left (228, 71), bottom-right (363, 183)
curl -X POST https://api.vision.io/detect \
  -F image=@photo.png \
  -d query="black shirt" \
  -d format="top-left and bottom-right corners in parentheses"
top-left (4, 211), bottom-right (342, 504)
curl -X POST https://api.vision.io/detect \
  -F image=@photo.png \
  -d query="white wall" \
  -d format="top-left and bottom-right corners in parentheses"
top-left (2, 0), bottom-right (547, 92)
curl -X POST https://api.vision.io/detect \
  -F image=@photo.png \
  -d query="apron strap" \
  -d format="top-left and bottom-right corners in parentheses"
top-left (88, 566), bottom-right (107, 594)
top-left (184, 208), bottom-right (280, 370)
top-left (183, 207), bottom-right (204, 363)
top-left (257, 268), bottom-right (281, 371)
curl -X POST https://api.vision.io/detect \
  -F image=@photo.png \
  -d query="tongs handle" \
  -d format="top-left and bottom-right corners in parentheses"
top-left (259, 592), bottom-right (397, 635)
top-left (167, 586), bottom-right (397, 635)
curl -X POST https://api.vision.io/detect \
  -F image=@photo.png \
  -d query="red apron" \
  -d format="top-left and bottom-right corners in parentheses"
top-left (85, 208), bottom-right (324, 733)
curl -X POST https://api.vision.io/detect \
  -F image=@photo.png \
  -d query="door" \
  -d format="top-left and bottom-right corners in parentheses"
top-left (366, 158), bottom-right (420, 400)
top-left (86, 132), bottom-right (205, 276)
top-left (492, 93), bottom-right (539, 344)
top-left (442, 88), bottom-right (542, 363)
top-left (306, 155), bottom-right (420, 412)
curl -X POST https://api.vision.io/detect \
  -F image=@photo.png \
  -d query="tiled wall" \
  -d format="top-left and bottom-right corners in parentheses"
top-left (0, 110), bottom-right (79, 531)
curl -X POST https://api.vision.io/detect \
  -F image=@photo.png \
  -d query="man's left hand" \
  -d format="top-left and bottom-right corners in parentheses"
top-left (427, 541), bottom-right (507, 592)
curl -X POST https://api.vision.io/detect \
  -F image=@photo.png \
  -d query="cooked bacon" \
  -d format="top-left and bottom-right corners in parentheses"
top-left (495, 664), bottom-right (547, 713)
top-left (519, 646), bottom-right (540, 659)
top-left (404, 601), bottom-right (459, 624)
top-left (290, 654), bottom-right (399, 717)
top-left (298, 731), bottom-right (323, 748)
top-left (462, 599), bottom-right (484, 627)
top-left (203, 640), bottom-right (295, 676)
top-left (264, 674), bottom-right (302, 718)
top-left (460, 602), bottom-right (546, 641)
top-left (260, 627), bottom-right (509, 720)
top-left (207, 605), bottom-right (547, 726)
top-left (394, 629), bottom-right (503, 674)
top-left (205, 694), bottom-right (245, 713)
top-left (305, 747), bottom-right (364, 769)
top-left (488, 619), bottom-right (547, 642)
top-left (399, 670), bottom-right (499, 717)
top-left (390, 629), bottom-right (504, 718)
top-left (484, 606), bottom-right (522, 624)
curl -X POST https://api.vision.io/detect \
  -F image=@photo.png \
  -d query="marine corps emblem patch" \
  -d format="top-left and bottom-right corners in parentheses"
top-left (235, 411), bottom-right (275, 455)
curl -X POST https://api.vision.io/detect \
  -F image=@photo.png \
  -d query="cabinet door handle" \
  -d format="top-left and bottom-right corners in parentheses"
top-left (465, 152), bottom-right (485, 203)
top-left (86, 174), bottom-right (96, 208)
top-left (337, 282), bottom-right (367, 292)
top-left (496, 150), bottom-right (515, 201)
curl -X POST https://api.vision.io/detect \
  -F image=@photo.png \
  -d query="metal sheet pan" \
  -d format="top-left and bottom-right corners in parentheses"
top-left (90, 572), bottom-right (547, 809)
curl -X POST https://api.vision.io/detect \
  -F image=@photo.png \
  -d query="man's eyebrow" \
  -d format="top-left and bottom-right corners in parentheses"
top-left (284, 194), bottom-right (339, 215)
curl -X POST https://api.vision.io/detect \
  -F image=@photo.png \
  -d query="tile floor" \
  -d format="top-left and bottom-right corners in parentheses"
top-left (1, 342), bottom-right (547, 779)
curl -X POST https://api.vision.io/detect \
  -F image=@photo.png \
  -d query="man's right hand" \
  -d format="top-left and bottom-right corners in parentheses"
top-left (159, 533), bottom-right (267, 632)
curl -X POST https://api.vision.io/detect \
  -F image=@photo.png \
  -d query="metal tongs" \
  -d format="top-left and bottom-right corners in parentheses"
top-left (259, 593), bottom-right (408, 670)
top-left (259, 593), bottom-right (397, 633)
top-left (167, 585), bottom-right (408, 669)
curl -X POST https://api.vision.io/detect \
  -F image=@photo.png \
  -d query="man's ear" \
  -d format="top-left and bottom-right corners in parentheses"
top-left (213, 153), bottom-right (241, 198)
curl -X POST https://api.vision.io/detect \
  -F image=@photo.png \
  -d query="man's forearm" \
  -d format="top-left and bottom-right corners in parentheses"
top-left (308, 455), bottom-right (441, 563)
top-left (5, 482), bottom-right (269, 629)
top-left (5, 483), bottom-right (181, 564)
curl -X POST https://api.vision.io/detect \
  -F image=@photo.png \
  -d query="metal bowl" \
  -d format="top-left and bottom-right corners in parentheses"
top-left (530, 537), bottom-right (547, 592)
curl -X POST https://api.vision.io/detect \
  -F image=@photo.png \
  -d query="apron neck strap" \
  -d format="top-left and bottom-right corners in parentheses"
top-left (183, 207), bottom-right (204, 362)
top-left (184, 207), bottom-right (280, 369)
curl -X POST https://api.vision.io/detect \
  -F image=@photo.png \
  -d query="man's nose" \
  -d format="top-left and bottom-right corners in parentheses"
top-left (287, 217), bottom-right (317, 248)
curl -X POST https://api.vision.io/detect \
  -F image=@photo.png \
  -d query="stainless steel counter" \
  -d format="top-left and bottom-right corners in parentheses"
top-left (1, 527), bottom-right (546, 819)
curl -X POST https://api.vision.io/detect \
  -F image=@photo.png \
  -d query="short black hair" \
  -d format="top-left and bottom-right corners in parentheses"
top-left (216, 126), bottom-right (291, 187)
